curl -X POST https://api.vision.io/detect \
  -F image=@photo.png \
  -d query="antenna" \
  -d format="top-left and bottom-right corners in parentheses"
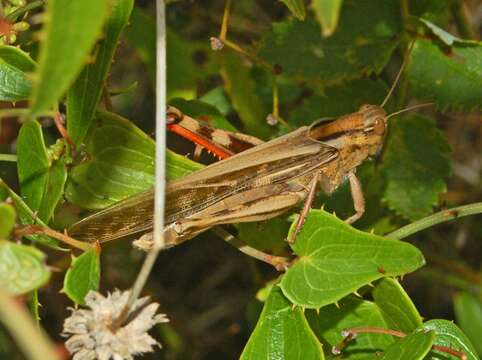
top-left (380, 40), bottom-right (415, 108)
top-left (386, 102), bottom-right (433, 121)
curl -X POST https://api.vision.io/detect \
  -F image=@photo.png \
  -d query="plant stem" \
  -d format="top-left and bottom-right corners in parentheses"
top-left (6, 0), bottom-right (44, 22)
top-left (219, 0), bottom-right (231, 41)
top-left (113, 0), bottom-right (167, 329)
top-left (15, 225), bottom-right (91, 251)
top-left (388, 202), bottom-right (482, 240)
top-left (0, 154), bottom-right (17, 162)
top-left (0, 289), bottom-right (60, 360)
top-left (450, 0), bottom-right (476, 40)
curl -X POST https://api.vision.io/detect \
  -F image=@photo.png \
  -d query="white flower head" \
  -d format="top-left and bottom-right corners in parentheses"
top-left (63, 290), bottom-right (169, 360)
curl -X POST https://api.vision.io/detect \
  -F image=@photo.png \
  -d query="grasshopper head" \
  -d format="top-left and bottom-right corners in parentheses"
top-left (359, 104), bottom-right (387, 137)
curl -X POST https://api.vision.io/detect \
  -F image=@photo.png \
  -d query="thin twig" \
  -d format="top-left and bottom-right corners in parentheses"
top-left (0, 154), bottom-right (17, 162)
top-left (218, 0), bottom-right (231, 40)
top-left (15, 225), bottom-right (91, 251)
top-left (388, 202), bottom-right (482, 240)
top-left (112, 0), bottom-right (167, 329)
top-left (0, 289), bottom-right (60, 360)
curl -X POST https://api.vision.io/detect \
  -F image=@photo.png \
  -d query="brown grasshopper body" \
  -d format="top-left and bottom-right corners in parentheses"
top-left (68, 105), bottom-right (387, 249)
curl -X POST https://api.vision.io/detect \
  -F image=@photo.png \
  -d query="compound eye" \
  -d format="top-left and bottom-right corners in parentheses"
top-left (373, 118), bottom-right (385, 135)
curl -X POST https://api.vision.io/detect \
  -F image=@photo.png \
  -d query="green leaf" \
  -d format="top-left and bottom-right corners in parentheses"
top-left (240, 286), bottom-right (324, 360)
top-left (407, 38), bottom-right (482, 112)
top-left (63, 248), bottom-right (100, 305)
top-left (289, 78), bottom-right (387, 126)
top-left (280, 0), bottom-right (306, 20)
top-left (166, 29), bottom-right (212, 100)
top-left (258, 0), bottom-right (401, 83)
top-left (67, 0), bottom-right (134, 145)
top-left (379, 330), bottom-right (434, 360)
top-left (0, 45), bottom-right (35, 101)
top-left (0, 179), bottom-right (57, 247)
top-left (221, 53), bottom-right (271, 139)
top-left (16, 120), bottom-right (49, 212)
top-left (307, 297), bottom-right (394, 359)
top-left (382, 114), bottom-right (451, 220)
top-left (418, 18), bottom-right (462, 46)
top-left (29, 0), bottom-right (109, 115)
top-left (372, 278), bottom-right (422, 333)
top-left (37, 158), bottom-right (67, 222)
top-left (199, 86), bottom-right (233, 116)
top-left (420, 320), bottom-right (479, 360)
top-left (167, 150), bottom-right (204, 180)
top-left (65, 110), bottom-right (203, 209)
top-left (312, 0), bottom-right (343, 37)
top-left (16, 121), bottom-right (67, 223)
top-left (0, 203), bottom-right (15, 238)
top-left (280, 210), bottom-right (425, 308)
top-left (124, 6), bottom-right (155, 83)
top-left (237, 217), bottom-right (290, 254)
top-left (65, 110), bottom-right (155, 210)
top-left (454, 293), bottom-right (482, 356)
top-left (0, 241), bottom-right (50, 295)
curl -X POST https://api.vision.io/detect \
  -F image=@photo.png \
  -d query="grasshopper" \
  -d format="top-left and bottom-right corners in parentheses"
top-left (68, 54), bottom-right (430, 268)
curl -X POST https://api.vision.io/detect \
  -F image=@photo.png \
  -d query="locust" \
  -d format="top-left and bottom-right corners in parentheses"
top-left (68, 54), bottom-right (430, 268)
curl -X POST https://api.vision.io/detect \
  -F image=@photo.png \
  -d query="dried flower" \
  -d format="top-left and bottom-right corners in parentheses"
top-left (63, 290), bottom-right (169, 360)
top-left (210, 36), bottom-right (224, 51)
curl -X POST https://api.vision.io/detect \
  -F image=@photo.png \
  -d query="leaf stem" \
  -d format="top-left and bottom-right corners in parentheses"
top-left (388, 202), bottom-right (482, 240)
top-left (112, 0), bottom-right (167, 330)
top-left (15, 225), bottom-right (91, 251)
top-left (0, 154), bottom-right (17, 162)
top-left (0, 289), bottom-right (60, 360)
top-left (219, 0), bottom-right (231, 41)
top-left (222, 38), bottom-right (275, 72)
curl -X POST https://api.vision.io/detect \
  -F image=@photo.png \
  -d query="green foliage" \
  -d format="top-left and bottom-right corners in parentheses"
top-left (0, 1), bottom-right (480, 359)
top-left (258, 0), bottom-right (401, 83)
top-left (382, 115), bottom-right (451, 220)
top-left (407, 37), bottom-right (482, 112)
top-left (307, 298), bottom-right (395, 359)
top-left (378, 330), bottom-right (435, 360)
top-left (280, 210), bottom-right (424, 308)
top-left (0, 203), bottom-right (15, 238)
top-left (372, 278), bottom-right (422, 333)
top-left (420, 320), bottom-right (479, 360)
top-left (311, 0), bottom-right (343, 37)
top-left (63, 248), bottom-right (101, 305)
top-left (16, 120), bottom-right (67, 223)
top-left (29, 0), bottom-right (109, 115)
top-left (221, 53), bottom-right (271, 139)
top-left (240, 287), bottom-right (324, 360)
top-left (280, 0), bottom-right (306, 20)
top-left (454, 293), bottom-right (482, 356)
top-left (0, 45), bottom-right (35, 101)
top-left (289, 79), bottom-right (387, 126)
top-left (65, 110), bottom-right (155, 209)
top-left (0, 241), bottom-right (50, 295)
top-left (65, 110), bottom-right (203, 209)
top-left (67, 0), bottom-right (134, 145)
top-left (124, 6), bottom-right (156, 83)
top-left (0, 180), bottom-right (57, 247)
